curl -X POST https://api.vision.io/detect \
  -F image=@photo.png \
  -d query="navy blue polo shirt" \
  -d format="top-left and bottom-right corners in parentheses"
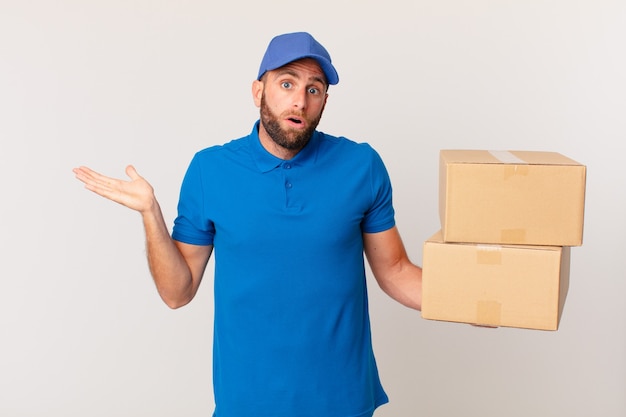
top-left (172, 121), bottom-right (395, 417)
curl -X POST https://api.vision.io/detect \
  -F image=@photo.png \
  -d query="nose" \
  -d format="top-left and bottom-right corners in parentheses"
top-left (292, 87), bottom-right (307, 109)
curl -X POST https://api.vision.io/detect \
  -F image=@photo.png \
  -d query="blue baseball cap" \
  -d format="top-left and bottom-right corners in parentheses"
top-left (257, 32), bottom-right (339, 85)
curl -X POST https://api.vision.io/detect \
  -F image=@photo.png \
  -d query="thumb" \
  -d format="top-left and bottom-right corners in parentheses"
top-left (125, 164), bottom-right (140, 180)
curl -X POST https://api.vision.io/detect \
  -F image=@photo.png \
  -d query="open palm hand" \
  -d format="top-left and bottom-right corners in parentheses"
top-left (73, 165), bottom-right (156, 214)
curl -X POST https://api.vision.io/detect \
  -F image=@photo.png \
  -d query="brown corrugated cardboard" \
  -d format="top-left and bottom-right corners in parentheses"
top-left (421, 231), bottom-right (570, 331)
top-left (439, 150), bottom-right (586, 246)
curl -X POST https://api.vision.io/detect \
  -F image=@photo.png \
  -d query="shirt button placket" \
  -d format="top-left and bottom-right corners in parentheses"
top-left (283, 162), bottom-right (293, 206)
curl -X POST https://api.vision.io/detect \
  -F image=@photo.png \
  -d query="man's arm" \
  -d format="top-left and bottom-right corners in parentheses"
top-left (73, 165), bottom-right (211, 308)
top-left (363, 226), bottom-right (422, 311)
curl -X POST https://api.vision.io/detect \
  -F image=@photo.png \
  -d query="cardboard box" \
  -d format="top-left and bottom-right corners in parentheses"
top-left (439, 150), bottom-right (586, 246)
top-left (421, 231), bottom-right (570, 331)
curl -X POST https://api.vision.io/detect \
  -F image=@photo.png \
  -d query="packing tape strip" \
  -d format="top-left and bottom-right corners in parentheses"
top-left (501, 228), bottom-right (526, 243)
top-left (476, 245), bottom-right (502, 265)
top-left (489, 151), bottom-right (529, 179)
top-left (503, 164), bottom-right (530, 179)
top-left (488, 150), bottom-right (527, 164)
top-left (476, 300), bottom-right (502, 327)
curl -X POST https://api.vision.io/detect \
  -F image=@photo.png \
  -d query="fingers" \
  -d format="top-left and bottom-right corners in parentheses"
top-left (73, 166), bottom-right (99, 187)
top-left (74, 165), bottom-right (137, 186)
top-left (73, 165), bottom-right (124, 199)
top-left (72, 165), bottom-right (95, 180)
top-left (73, 165), bottom-right (155, 213)
top-left (73, 165), bottom-right (110, 181)
top-left (74, 166), bottom-right (110, 187)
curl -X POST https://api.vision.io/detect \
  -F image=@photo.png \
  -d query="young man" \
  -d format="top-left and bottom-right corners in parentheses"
top-left (74, 32), bottom-right (422, 417)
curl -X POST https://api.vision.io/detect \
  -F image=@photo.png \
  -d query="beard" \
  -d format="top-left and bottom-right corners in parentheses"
top-left (259, 94), bottom-right (322, 152)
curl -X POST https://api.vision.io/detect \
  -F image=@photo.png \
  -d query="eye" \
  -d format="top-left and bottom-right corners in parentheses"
top-left (308, 87), bottom-right (320, 95)
top-left (281, 81), bottom-right (292, 89)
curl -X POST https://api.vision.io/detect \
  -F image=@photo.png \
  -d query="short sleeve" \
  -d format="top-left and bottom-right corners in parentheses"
top-left (172, 154), bottom-right (215, 245)
top-left (360, 146), bottom-right (395, 234)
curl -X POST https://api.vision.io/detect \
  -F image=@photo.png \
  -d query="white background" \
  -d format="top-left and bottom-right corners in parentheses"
top-left (1, 1), bottom-right (625, 416)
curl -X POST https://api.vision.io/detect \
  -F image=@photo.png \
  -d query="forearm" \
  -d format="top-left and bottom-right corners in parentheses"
top-left (377, 260), bottom-right (423, 311)
top-left (142, 200), bottom-right (194, 308)
top-left (364, 227), bottom-right (423, 311)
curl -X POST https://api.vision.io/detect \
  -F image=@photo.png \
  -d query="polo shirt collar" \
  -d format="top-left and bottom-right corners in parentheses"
top-left (248, 120), bottom-right (320, 173)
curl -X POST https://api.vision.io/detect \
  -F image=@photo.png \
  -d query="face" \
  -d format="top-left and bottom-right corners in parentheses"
top-left (253, 58), bottom-right (328, 156)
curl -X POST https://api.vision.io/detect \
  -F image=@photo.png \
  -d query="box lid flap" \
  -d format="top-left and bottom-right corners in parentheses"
top-left (440, 150), bottom-right (583, 166)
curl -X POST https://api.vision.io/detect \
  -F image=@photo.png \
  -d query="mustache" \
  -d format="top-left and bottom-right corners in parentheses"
top-left (283, 111), bottom-right (306, 119)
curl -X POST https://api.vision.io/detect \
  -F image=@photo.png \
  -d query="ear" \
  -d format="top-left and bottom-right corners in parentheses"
top-left (252, 79), bottom-right (264, 108)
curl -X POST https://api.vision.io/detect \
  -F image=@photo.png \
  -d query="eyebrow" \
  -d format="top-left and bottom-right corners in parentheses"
top-left (274, 68), bottom-right (327, 87)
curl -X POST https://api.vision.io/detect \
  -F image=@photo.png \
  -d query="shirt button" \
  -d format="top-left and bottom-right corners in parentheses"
top-left (283, 163), bottom-right (291, 169)
top-left (285, 182), bottom-right (292, 189)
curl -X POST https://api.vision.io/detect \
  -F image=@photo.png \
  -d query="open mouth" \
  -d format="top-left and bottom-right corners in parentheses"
top-left (287, 116), bottom-right (303, 124)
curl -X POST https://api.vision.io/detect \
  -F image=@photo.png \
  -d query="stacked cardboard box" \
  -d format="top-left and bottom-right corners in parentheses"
top-left (421, 150), bottom-right (586, 330)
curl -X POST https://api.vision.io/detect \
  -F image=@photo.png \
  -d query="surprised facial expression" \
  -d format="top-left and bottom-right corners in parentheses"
top-left (254, 58), bottom-right (328, 155)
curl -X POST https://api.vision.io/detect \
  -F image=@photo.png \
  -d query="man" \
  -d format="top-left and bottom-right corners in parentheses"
top-left (74, 32), bottom-right (422, 417)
